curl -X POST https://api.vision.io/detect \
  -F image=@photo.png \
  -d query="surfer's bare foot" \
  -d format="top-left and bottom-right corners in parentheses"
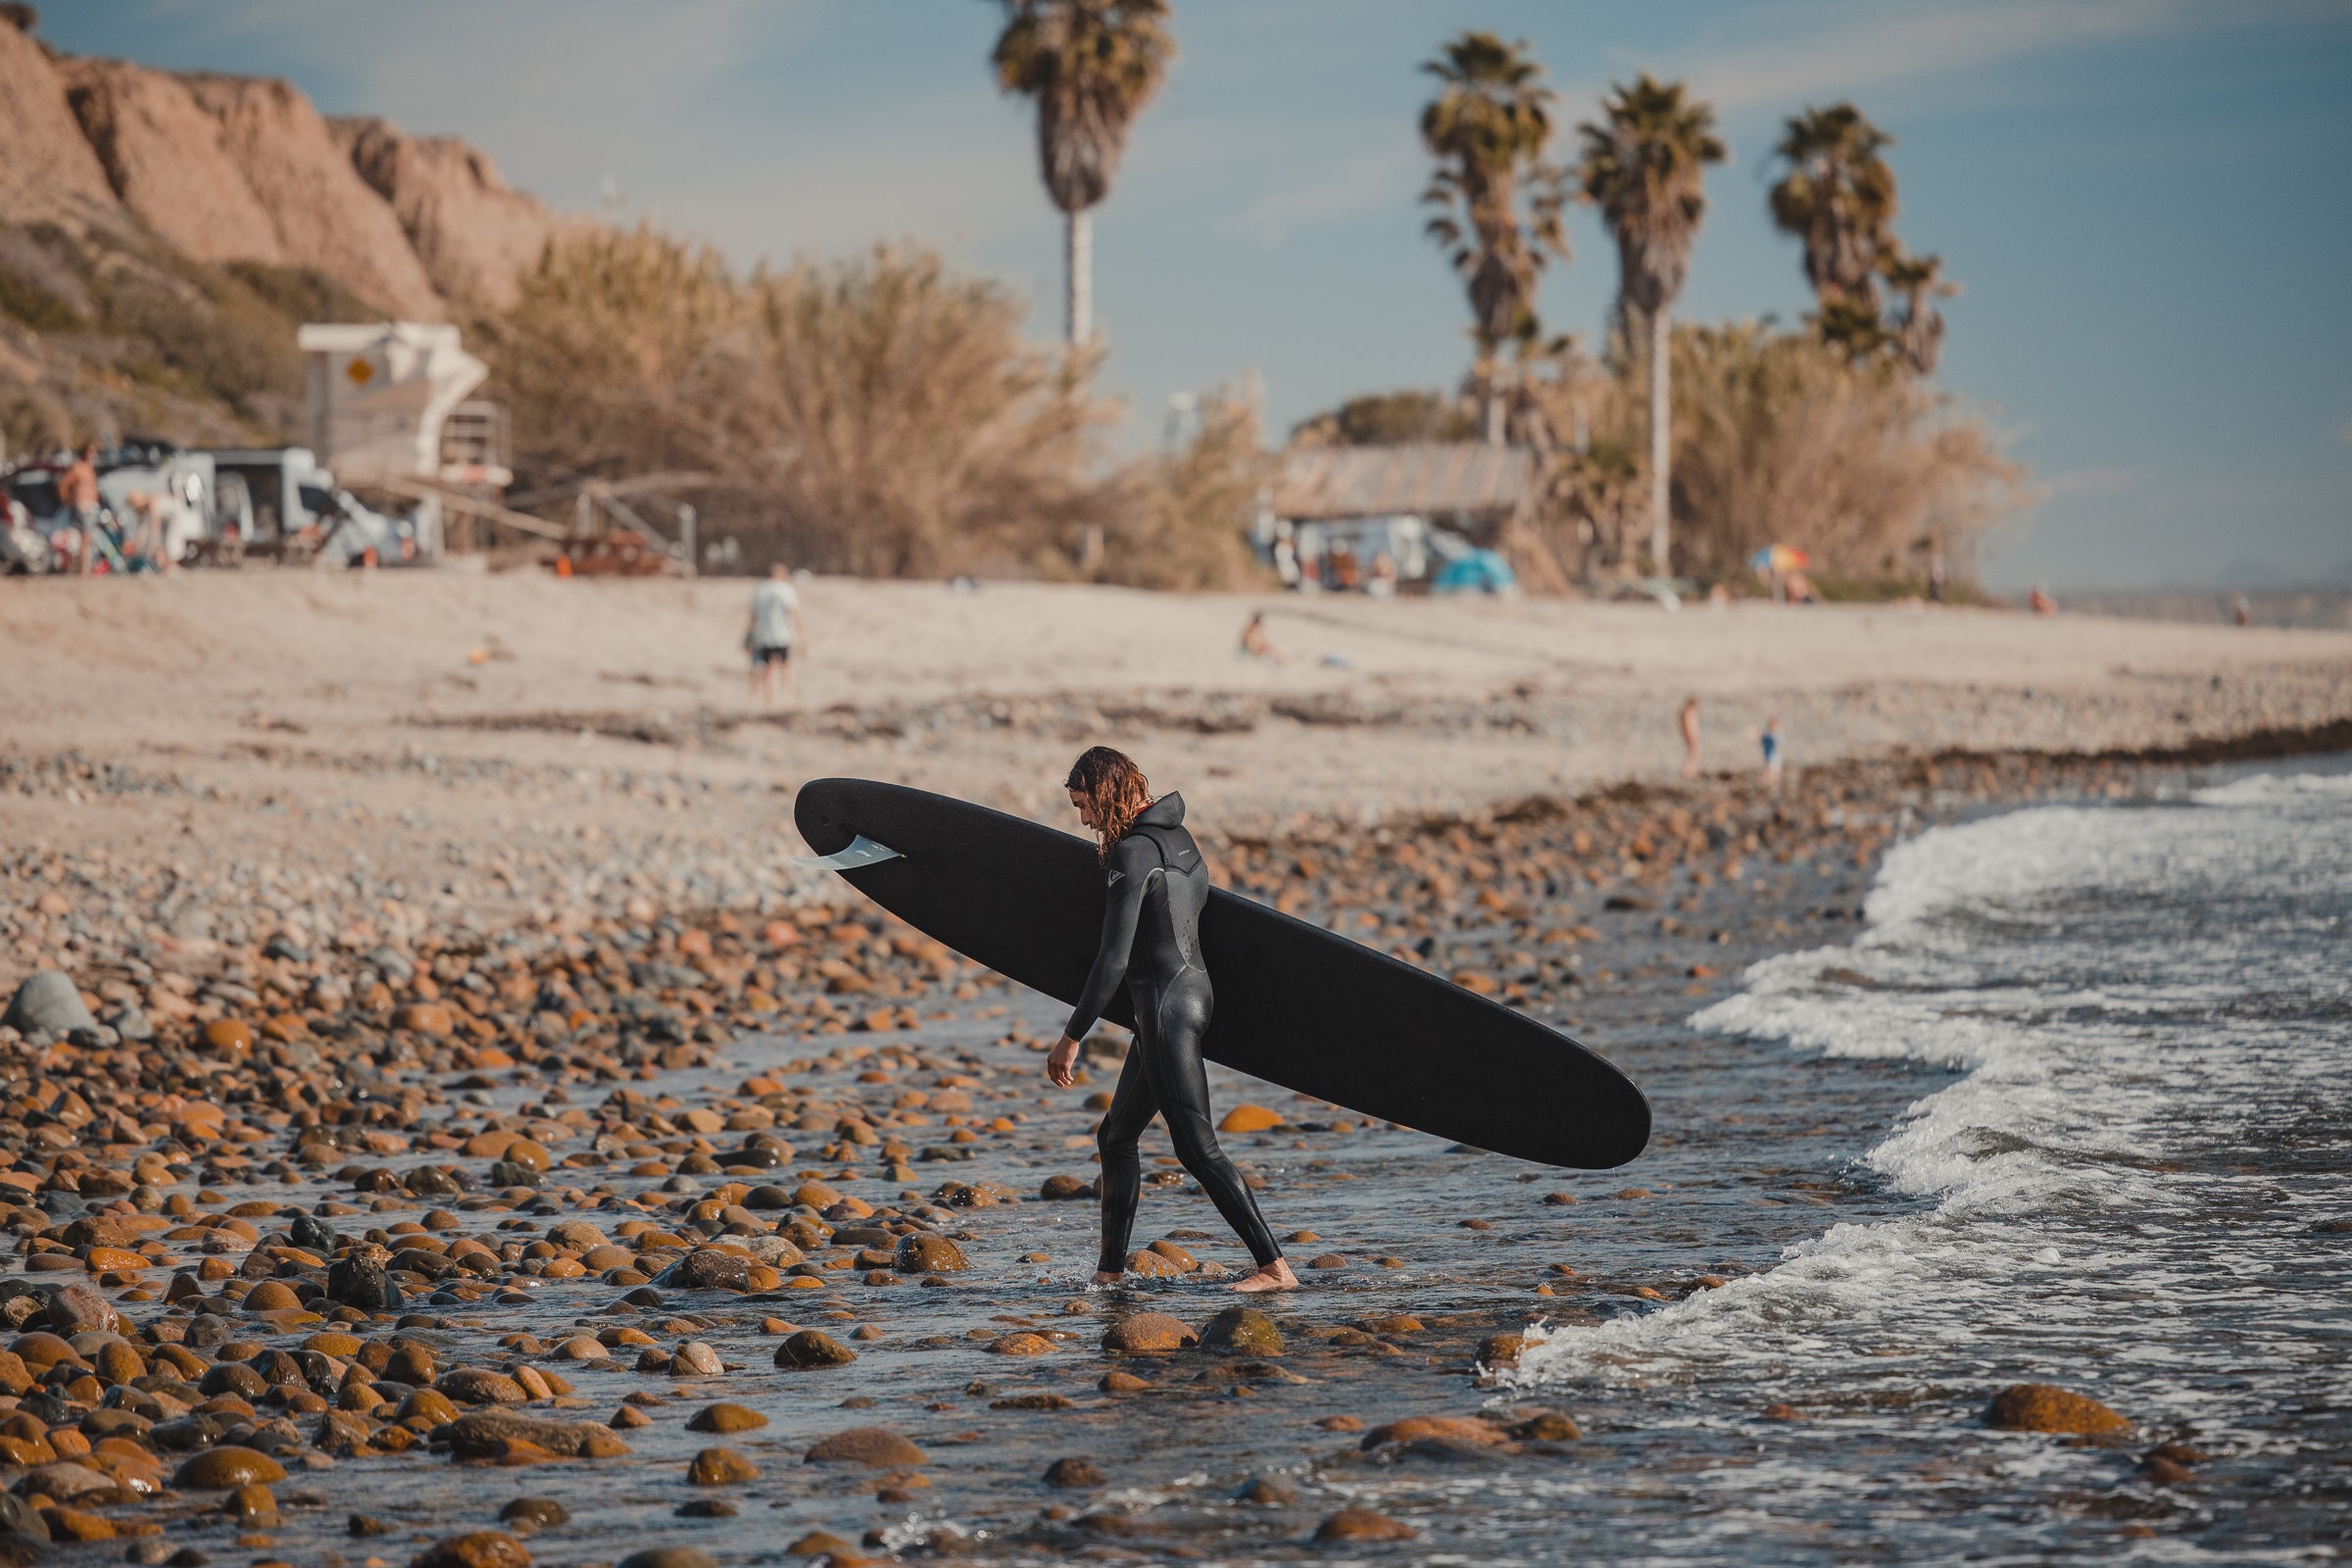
top-left (1092, 1270), bottom-right (1123, 1287)
top-left (1231, 1258), bottom-right (1299, 1294)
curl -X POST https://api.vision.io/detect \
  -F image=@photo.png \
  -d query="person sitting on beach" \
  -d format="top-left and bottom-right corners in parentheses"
top-left (1046, 747), bottom-right (1299, 1294)
top-left (2028, 584), bottom-right (2058, 615)
top-left (1239, 611), bottom-right (1287, 663)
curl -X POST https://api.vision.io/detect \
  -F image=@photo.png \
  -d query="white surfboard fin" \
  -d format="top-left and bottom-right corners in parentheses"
top-left (793, 834), bottom-right (903, 871)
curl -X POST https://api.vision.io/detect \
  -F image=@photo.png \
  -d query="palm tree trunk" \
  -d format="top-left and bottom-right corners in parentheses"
top-left (1647, 302), bottom-right (1671, 574)
top-left (1065, 207), bottom-right (1093, 347)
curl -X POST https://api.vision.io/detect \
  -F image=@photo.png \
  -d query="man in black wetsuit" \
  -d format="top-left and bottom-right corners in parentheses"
top-left (1046, 749), bottom-right (1299, 1293)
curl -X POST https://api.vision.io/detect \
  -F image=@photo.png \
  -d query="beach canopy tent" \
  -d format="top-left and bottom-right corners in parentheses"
top-left (1433, 549), bottom-right (1517, 595)
top-left (1262, 442), bottom-right (1540, 587)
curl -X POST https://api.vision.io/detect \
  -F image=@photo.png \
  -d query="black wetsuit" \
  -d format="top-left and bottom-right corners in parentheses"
top-left (1064, 793), bottom-right (1281, 1273)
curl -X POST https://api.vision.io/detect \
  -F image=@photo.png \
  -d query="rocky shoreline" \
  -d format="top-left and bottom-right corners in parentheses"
top-left (0, 737), bottom-right (2332, 1565)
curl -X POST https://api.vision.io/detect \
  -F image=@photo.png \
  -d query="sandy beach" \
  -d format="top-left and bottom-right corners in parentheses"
top-left (7, 570), bottom-right (2349, 982)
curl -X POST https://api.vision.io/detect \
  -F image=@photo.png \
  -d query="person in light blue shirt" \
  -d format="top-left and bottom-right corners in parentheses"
top-left (746, 564), bottom-right (803, 706)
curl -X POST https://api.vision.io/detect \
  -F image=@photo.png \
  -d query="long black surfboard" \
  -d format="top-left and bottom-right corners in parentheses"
top-left (793, 778), bottom-right (1648, 1170)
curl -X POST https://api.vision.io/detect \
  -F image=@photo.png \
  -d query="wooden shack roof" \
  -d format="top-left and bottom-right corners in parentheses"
top-left (1270, 442), bottom-right (1536, 521)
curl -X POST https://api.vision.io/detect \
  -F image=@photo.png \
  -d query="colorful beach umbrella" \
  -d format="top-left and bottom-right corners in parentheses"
top-left (1749, 544), bottom-right (1811, 573)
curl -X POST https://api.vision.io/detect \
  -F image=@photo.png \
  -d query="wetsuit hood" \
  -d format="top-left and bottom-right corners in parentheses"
top-left (1133, 793), bottom-right (1186, 830)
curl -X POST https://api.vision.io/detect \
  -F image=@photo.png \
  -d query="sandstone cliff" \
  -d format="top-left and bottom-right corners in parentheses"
top-left (0, 8), bottom-right (584, 451)
top-left (176, 73), bottom-right (446, 319)
top-left (335, 117), bottom-right (572, 310)
top-left (60, 57), bottom-right (293, 270)
top-left (0, 19), bottom-right (121, 230)
top-left (4, 8), bottom-right (571, 319)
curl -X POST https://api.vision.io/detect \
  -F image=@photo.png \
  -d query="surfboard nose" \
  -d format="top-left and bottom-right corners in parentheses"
top-left (792, 777), bottom-right (860, 857)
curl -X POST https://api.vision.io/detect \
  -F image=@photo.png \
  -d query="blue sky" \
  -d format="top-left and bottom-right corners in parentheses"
top-left (44, 0), bottom-right (2352, 589)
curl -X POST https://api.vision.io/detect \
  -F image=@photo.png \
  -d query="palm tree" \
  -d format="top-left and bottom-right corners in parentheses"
top-left (1881, 249), bottom-right (1959, 375)
top-left (1418, 30), bottom-right (1570, 445)
top-left (1576, 74), bottom-right (1725, 575)
top-left (1768, 103), bottom-right (1898, 312)
top-left (991, 0), bottom-right (1174, 348)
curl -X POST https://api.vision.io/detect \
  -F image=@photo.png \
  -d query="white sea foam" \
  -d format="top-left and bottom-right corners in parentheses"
top-left (1512, 770), bottom-right (2352, 1461)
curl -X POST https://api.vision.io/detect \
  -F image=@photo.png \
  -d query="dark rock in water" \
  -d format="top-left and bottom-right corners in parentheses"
top-left (43, 1282), bottom-right (118, 1335)
top-left (655, 1250), bottom-right (752, 1292)
top-left (744, 1186), bottom-right (794, 1210)
top-left (487, 1160), bottom-right (540, 1189)
top-left (675, 1499), bottom-right (736, 1518)
top-left (685, 1403), bottom-right (765, 1435)
top-left (1511, 1410), bottom-right (1581, 1442)
top-left (615, 1552), bottom-right (718, 1568)
top-left (0, 1496), bottom-right (49, 1542)
top-left (1233, 1475), bottom-right (1296, 1504)
top-left (404, 1165), bottom-right (465, 1197)
top-left (895, 1233), bottom-right (967, 1273)
top-left (497, 1499), bottom-right (568, 1532)
top-left (1102, 1313), bottom-right (1197, 1353)
top-left (0, 1534), bottom-right (45, 1567)
top-left (1314, 1507), bottom-right (1415, 1542)
top-left (290, 1214), bottom-right (337, 1253)
top-left (172, 1446), bottom-right (287, 1489)
top-left (1984, 1384), bottom-right (2130, 1436)
top-left (1200, 1306), bottom-right (1282, 1355)
top-left (1039, 1174), bottom-right (1095, 1200)
top-left (439, 1367), bottom-right (529, 1405)
top-left (326, 1256), bottom-right (402, 1311)
top-left (349, 1516), bottom-right (393, 1538)
top-left (803, 1427), bottom-right (925, 1467)
top-left (2, 972), bottom-right (94, 1038)
top-left (410, 1530), bottom-right (531, 1568)
top-left (1043, 1456), bottom-right (1104, 1488)
top-left (442, 1411), bottom-right (632, 1459)
top-left (774, 1330), bottom-right (856, 1369)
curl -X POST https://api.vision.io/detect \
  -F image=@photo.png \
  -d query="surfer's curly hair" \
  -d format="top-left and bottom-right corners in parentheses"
top-left (1066, 746), bottom-right (1152, 862)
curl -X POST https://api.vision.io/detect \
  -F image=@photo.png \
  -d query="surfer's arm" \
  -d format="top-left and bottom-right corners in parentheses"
top-left (1064, 838), bottom-right (1151, 1042)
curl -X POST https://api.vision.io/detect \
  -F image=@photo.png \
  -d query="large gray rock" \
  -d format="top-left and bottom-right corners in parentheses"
top-left (1, 972), bottom-right (94, 1037)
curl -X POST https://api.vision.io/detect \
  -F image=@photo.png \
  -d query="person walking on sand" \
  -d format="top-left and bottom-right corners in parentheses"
top-left (1760, 715), bottom-right (1784, 790)
top-left (1680, 696), bottom-right (1702, 778)
top-left (1045, 746), bottom-right (1300, 1294)
top-left (746, 563), bottom-right (803, 706)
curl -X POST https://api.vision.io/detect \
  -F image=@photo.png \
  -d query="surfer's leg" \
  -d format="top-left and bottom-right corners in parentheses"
top-left (1093, 1044), bottom-right (1156, 1278)
top-left (1148, 977), bottom-right (1283, 1270)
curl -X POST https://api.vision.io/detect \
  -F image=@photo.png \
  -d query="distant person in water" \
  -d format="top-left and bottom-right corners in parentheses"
top-left (1760, 715), bottom-right (1784, 789)
top-left (1045, 746), bottom-right (1298, 1294)
top-left (1680, 696), bottom-right (1702, 778)
top-left (746, 563), bottom-right (803, 706)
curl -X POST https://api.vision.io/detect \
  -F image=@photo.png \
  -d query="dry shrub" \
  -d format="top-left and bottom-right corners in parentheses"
top-left (1102, 394), bottom-right (1272, 590)
top-left (479, 224), bottom-right (738, 482)
top-left (1565, 319), bottom-right (2029, 581)
top-left (724, 245), bottom-right (1112, 576)
top-left (484, 226), bottom-right (1124, 576)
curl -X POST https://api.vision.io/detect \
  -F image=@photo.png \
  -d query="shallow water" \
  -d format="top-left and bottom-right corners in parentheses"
top-left (1510, 763), bottom-right (2352, 1563)
top-left (142, 766), bottom-right (2349, 1565)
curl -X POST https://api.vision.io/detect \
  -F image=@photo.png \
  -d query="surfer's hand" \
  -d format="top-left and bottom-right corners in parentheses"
top-left (1046, 1035), bottom-right (1080, 1088)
